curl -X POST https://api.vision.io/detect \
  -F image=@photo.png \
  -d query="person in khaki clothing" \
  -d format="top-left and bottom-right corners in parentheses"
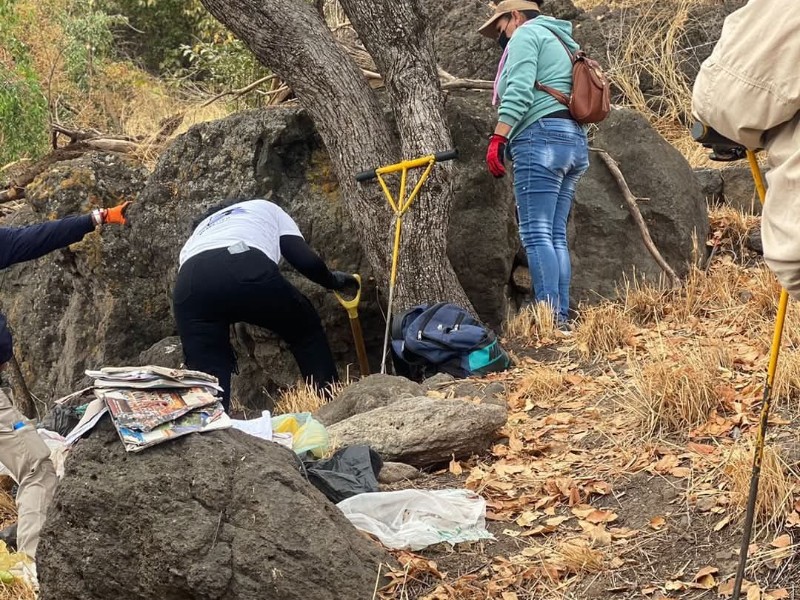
top-left (692, 0), bottom-right (800, 295)
top-left (0, 339), bottom-right (55, 561)
top-left (0, 201), bottom-right (130, 590)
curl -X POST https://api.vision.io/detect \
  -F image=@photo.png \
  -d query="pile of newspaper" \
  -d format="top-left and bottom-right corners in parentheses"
top-left (70, 366), bottom-right (231, 452)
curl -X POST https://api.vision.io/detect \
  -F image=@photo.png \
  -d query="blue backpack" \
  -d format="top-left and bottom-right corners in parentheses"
top-left (390, 302), bottom-right (512, 380)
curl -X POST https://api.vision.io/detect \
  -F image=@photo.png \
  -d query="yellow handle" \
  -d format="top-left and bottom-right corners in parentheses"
top-left (334, 273), bottom-right (362, 319)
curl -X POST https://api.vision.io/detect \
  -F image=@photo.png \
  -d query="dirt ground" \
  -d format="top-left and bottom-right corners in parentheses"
top-left (378, 211), bottom-right (800, 600)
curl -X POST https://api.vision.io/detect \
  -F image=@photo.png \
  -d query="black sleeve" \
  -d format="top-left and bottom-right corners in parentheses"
top-left (0, 215), bottom-right (95, 269)
top-left (279, 234), bottom-right (338, 289)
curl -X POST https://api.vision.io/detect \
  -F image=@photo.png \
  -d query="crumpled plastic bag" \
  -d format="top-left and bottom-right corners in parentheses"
top-left (0, 540), bottom-right (31, 584)
top-left (337, 488), bottom-right (494, 550)
top-left (271, 412), bottom-right (329, 458)
top-left (304, 445), bottom-right (382, 503)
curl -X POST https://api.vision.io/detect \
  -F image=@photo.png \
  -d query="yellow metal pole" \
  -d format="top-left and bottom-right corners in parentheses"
top-left (732, 151), bottom-right (788, 600)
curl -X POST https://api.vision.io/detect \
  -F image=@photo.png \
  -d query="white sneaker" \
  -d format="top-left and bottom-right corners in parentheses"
top-left (556, 322), bottom-right (574, 338)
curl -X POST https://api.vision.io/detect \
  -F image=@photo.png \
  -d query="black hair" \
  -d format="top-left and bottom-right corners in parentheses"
top-left (520, 8), bottom-right (540, 19)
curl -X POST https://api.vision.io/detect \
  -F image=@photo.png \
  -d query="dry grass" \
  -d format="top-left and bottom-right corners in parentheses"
top-left (619, 274), bottom-right (669, 325)
top-left (627, 344), bottom-right (722, 436)
top-left (780, 302), bottom-right (800, 353)
top-left (708, 205), bottom-right (760, 258)
top-left (724, 443), bottom-right (795, 533)
top-left (509, 366), bottom-right (565, 411)
top-left (0, 487), bottom-right (16, 531)
top-left (554, 540), bottom-right (606, 574)
top-left (0, 580), bottom-right (37, 600)
top-left (772, 350), bottom-right (800, 410)
top-left (504, 302), bottom-right (557, 345)
top-left (668, 259), bottom-right (779, 332)
top-left (273, 381), bottom-right (331, 415)
top-left (743, 265), bottom-right (782, 319)
top-left (573, 302), bottom-right (634, 360)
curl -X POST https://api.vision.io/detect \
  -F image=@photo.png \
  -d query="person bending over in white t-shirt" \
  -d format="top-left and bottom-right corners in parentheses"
top-left (174, 198), bottom-right (357, 410)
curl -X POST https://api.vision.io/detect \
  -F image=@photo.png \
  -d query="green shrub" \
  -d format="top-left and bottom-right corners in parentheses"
top-left (61, 4), bottom-right (127, 89)
top-left (0, 0), bottom-right (48, 165)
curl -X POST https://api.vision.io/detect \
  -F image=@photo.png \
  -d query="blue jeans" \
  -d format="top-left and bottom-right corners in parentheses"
top-left (510, 118), bottom-right (589, 322)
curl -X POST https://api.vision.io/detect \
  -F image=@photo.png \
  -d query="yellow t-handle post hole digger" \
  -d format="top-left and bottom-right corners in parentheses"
top-left (354, 149), bottom-right (459, 374)
top-left (692, 121), bottom-right (785, 600)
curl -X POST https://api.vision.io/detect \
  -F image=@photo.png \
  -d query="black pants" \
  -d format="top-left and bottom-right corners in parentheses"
top-left (173, 247), bottom-right (338, 411)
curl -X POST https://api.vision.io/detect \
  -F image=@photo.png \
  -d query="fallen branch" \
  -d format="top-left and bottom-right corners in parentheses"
top-left (441, 78), bottom-right (493, 90)
top-left (200, 74), bottom-right (280, 108)
top-left (591, 147), bottom-right (683, 289)
top-left (438, 67), bottom-right (494, 90)
top-left (362, 67), bottom-right (493, 90)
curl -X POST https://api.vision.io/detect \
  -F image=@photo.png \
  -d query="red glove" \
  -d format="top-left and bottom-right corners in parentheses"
top-left (486, 134), bottom-right (508, 178)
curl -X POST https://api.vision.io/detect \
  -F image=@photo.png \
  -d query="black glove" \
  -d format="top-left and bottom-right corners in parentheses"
top-left (331, 271), bottom-right (359, 292)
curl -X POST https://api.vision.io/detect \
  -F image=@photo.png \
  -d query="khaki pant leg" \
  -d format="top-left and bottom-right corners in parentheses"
top-left (0, 391), bottom-right (57, 559)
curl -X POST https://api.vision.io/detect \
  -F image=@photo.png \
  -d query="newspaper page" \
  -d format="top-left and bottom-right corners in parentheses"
top-left (114, 403), bottom-right (231, 452)
top-left (97, 387), bottom-right (219, 432)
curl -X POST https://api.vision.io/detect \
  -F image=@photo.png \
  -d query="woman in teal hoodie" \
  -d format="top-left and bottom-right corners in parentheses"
top-left (479, 0), bottom-right (589, 330)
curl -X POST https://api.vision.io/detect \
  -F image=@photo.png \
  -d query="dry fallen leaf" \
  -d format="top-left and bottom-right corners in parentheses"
top-left (694, 566), bottom-right (719, 580)
top-left (579, 520), bottom-right (612, 546)
top-left (771, 534), bottom-right (791, 548)
top-left (692, 566), bottom-right (719, 590)
top-left (665, 580), bottom-right (685, 591)
top-left (641, 586), bottom-right (657, 596)
top-left (688, 441), bottom-right (716, 455)
top-left (501, 592), bottom-right (519, 600)
top-left (713, 515), bottom-right (731, 532)
top-left (545, 515), bottom-right (570, 527)
top-left (571, 505), bottom-right (595, 519)
top-left (747, 584), bottom-right (761, 600)
top-left (448, 456), bottom-right (463, 476)
top-left (767, 588), bottom-right (790, 599)
top-left (585, 509), bottom-right (618, 524)
top-left (515, 511), bottom-right (540, 528)
top-left (718, 578), bottom-right (735, 597)
top-left (649, 515), bottom-right (667, 530)
top-left (669, 466), bottom-right (692, 478)
top-left (609, 527), bottom-right (640, 540)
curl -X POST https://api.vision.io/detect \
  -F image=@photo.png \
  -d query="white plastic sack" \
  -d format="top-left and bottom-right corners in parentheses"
top-left (230, 410), bottom-right (273, 441)
top-left (337, 488), bottom-right (494, 550)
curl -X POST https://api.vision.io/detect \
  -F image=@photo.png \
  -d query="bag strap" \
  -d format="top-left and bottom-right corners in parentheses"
top-left (534, 29), bottom-right (578, 106)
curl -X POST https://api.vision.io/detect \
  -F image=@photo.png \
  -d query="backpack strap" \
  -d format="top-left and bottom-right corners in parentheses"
top-left (534, 29), bottom-right (578, 106)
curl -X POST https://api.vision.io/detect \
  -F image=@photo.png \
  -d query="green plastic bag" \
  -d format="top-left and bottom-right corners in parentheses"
top-left (272, 412), bottom-right (329, 458)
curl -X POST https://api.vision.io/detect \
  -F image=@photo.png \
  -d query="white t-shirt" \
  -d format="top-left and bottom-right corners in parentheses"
top-left (179, 200), bottom-right (302, 267)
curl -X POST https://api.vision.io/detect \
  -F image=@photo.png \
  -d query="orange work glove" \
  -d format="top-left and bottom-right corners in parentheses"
top-left (101, 201), bottom-right (132, 226)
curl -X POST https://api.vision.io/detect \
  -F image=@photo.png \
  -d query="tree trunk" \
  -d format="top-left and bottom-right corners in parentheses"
top-left (198, 0), bottom-right (473, 312)
top-left (337, 0), bottom-right (472, 311)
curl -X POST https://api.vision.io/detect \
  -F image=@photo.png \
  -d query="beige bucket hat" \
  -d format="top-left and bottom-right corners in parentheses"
top-left (478, 0), bottom-right (542, 38)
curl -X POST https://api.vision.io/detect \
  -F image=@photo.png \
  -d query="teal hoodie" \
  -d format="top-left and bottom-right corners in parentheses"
top-left (496, 16), bottom-right (579, 140)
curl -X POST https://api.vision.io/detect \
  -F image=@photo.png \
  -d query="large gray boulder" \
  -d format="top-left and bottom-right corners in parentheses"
top-left (38, 420), bottom-right (389, 600)
top-left (567, 108), bottom-right (708, 301)
top-left (327, 396), bottom-right (507, 467)
top-left (315, 374), bottom-right (423, 426)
